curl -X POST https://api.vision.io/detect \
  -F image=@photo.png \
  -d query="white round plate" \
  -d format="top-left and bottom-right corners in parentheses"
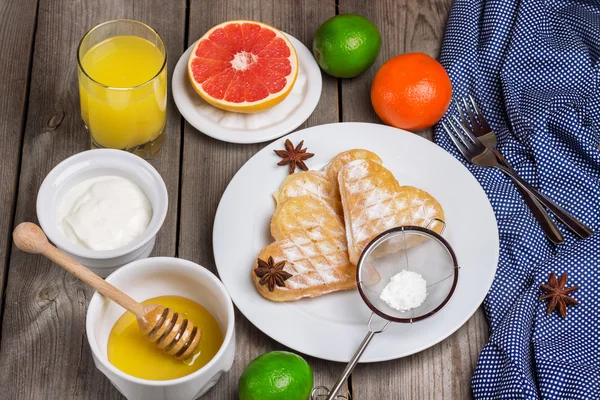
top-left (213, 122), bottom-right (499, 362)
top-left (172, 34), bottom-right (322, 144)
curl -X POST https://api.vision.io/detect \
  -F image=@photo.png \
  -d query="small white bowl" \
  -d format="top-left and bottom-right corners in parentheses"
top-left (36, 149), bottom-right (168, 277)
top-left (86, 257), bottom-right (236, 400)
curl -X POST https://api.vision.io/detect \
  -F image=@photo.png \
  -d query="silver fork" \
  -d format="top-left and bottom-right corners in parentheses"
top-left (453, 97), bottom-right (563, 244)
top-left (455, 96), bottom-right (496, 148)
top-left (442, 103), bottom-right (593, 240)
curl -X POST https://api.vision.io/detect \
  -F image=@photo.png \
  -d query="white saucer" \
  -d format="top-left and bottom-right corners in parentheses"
top-left (172, 34), bottom-right (322, 144)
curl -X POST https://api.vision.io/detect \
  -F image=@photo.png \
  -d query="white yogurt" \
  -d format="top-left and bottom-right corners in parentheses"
top-left (57, 176), bottom-right (152, 251)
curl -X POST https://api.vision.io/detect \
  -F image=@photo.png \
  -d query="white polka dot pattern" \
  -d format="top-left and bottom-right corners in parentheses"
top-left (434, 0), bottom-right (600, 398)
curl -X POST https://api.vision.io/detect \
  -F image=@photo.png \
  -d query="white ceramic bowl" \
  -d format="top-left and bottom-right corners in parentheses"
top-left (36, 149), bottom-right (168, 277)
top-left (86, 257), bottom-right (236, 400)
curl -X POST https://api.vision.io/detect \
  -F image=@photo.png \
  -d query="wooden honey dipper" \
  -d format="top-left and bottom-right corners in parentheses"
top-left (13, 222), bottom-right (201, 361)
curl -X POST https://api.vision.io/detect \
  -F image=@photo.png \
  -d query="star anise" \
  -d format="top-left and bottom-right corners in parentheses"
top-left (539, 272), bottom-right (579, 318)
top-left (274, 139), bottom-right (314, 174)
top-left (254, 256), bottom-right (293, 292)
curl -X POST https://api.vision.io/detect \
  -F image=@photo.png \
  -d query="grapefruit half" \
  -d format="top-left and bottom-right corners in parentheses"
top-left (188, 20), bottom-right (298, 114)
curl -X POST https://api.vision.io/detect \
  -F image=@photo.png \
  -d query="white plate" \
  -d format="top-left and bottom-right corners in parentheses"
top-left (213, 122), bottom-right (499, 362)
top-left (172, 34), bottom-right (322, 144)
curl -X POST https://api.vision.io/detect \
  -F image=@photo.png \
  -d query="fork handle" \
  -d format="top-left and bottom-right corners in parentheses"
top-left (493, 153), bottom-right (563, 244)
top-left (519, 183), bottom-right (564, 244)
top-left (494, 164), bottom-right (594, 239)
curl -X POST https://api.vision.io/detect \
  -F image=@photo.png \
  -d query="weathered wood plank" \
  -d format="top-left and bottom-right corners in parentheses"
top-left (179, 1), bottom-right (347, 398)
top-left (0, 1), bottom-right (185, 398)
top-left (0, 0), bottom-right (38, 312)
top-left (339, 0), bottom-right (488, 398)
top-left (352, 309), bottom-right (488, 399)
top-left (339, 0), bottom-right (452, 141)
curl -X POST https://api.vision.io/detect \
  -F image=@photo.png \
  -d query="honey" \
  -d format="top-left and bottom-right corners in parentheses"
top-left (107, 295), bottom-right (223, 380)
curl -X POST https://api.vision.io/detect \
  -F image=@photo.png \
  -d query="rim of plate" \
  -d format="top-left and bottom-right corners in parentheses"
top-left (172, 33), bottom-right (322, 144)
top-left (213, 122), bottom-right (499, 362)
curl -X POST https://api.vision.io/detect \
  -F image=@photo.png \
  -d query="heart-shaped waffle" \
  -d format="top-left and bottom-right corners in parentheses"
top-left (323, 149), bottom-right (383, 183)
top-left (273, 171), bottom-right (342, 215)
top-left (272, 149), bottom-right (383, 217)
top-left (252, 195), bottom-right (355, 301)
top-left (339, 159), bottom-right (445, 265)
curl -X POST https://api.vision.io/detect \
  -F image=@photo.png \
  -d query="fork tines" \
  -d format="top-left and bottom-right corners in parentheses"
top-left (442, 120), bottom-right (470, 156)
top-left (454, 94), bottom-right (491, 134)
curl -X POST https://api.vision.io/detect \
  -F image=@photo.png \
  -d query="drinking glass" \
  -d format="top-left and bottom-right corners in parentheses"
top-left (77, 19), bottom-right (167, 159)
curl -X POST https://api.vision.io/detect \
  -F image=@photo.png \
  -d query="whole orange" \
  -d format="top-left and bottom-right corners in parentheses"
top-left (371, 53), bottom-right (452, 131)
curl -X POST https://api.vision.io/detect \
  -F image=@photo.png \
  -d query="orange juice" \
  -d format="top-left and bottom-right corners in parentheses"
top-left (78, 35), bottom-right (167, 150)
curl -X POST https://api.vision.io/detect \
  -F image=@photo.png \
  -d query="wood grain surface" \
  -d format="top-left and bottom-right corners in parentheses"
top-left (339, 0), bottom-right (452, 141)
top-left (0, 0), bottom-right (492, 399)
top-left (179, 1), bottom-right (348, 398)
top-left (0, 1), bottom-right (185, 398)
top-left (0, 0), bottom-right (38, 311)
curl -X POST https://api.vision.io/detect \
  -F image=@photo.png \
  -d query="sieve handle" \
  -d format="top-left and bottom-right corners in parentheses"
top-left (324, 330), bottom-right (375, 400)
top-left (321, 314), bottom-right (390, 400)
top-left (427, 218), bottom-right (446, 235)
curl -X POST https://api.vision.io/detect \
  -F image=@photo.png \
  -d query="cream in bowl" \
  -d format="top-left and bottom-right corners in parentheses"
top-left (57, 175), bottom-right (152, 251)
top-left (37, 149), bottom-right (168, 277)
top-left (87, 257), bottom-right (236, 400)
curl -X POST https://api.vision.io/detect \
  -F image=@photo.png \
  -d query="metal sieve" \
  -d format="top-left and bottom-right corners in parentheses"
top-left (311, 219), bottom-right (459, 400)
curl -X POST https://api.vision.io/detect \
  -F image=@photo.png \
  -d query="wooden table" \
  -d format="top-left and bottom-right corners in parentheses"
top-left (0, 0), bottom-right (489, 398)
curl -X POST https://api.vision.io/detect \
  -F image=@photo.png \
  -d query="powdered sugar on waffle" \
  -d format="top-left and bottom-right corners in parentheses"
top-left (343, 159), bottom-right (370, 181)
top-left (276, 234), bottom-right (348, 288)
top-left (339, 159), bottom-right (444, 264)
top-left (274, 171), bottom-right (340, 214)
top-left (282, 175), bottom-right (328, 198)
top-left (265, 196), bottom-right (355, 294)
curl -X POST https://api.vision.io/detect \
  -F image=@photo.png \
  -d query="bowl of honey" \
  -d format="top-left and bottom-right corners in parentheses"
top-left (86, 257), bottom-right (235, 400)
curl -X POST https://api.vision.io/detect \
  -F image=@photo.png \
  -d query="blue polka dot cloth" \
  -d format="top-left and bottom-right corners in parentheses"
top-left (433, 0), bottom-right (600, 398)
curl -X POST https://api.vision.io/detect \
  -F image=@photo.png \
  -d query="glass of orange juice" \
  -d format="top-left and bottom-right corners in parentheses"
top-left (77, 20), bottom-right (167, 159)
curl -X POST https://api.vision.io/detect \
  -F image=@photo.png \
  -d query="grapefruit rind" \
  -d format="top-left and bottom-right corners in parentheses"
top-left (188, 20), bottom-right (299, 114)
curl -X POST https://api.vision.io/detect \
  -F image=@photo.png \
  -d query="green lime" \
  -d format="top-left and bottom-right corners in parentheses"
top-left (239, 351), bottom-right (314, 400)
top-left (313, 14), bottom-right (381, 78)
